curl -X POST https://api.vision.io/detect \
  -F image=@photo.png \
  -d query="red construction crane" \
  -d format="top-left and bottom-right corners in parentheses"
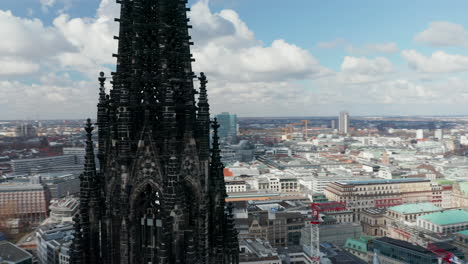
top-left (309, 202), bottom-right (347, 263)
top-left (426, 243), bottom-right (465, 264)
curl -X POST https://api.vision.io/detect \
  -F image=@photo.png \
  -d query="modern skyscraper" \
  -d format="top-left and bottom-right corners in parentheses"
top-left (216, 112), bottom-right (238, 139)
top-left (434, 129), bottom-right (443, 140)
top-left (416, 129), bottom-right (424, 140)
top-left (71, 1), bottom-right (239, 263)
top-left (15, 122), bottom-right (37, 138)
top-left (338, 111), bottom-right (349, 134)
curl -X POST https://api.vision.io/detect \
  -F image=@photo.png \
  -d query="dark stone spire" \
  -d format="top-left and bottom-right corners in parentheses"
top-left (73, 0), bottom-right (239, 263)
top-left (70, 213), bottom-right (83, 264)
top-left (97, 72), bottom-right (108, 171)
top-left (210, 118), bottom-right (226, 198)
top-left (196, 72), bottom-right (211, 160)
top-left (211, 119), bottom-right (221, 162)
top-left (225, 203), bottom-right (239, 263)
top-left (79, 119), bottom-right (101, 263)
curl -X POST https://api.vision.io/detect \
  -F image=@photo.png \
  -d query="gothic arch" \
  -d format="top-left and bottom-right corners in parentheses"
top-left (183, 176), bottom-right (203, 225)
top-left (129, 180), bottom-right (165, 264)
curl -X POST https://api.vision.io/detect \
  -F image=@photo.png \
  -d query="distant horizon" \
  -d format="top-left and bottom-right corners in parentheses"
top-left (3, 114), bottom-right (468, 122)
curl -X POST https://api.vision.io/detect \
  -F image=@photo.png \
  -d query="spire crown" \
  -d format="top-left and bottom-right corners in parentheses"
top-left (85, 119), bottom-right (94, 136)
top-left (98, 72), bottom-right (106, 88)
top-left (211, 118), bottom-right (220, 151)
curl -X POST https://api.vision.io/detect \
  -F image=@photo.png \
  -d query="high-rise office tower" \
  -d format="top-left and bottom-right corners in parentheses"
top-left (416, 129), bottom-right (424, 140)
top-left (339, 111), bottom-right (349, 134)
top-left (216, 112), bottom-right (238, 139)
top-left (71, 0), bottom-right (239, 263)
top-left (434, 129), bottom-right (443, 140)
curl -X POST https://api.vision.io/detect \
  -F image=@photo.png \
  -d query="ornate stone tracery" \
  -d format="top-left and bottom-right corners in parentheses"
top-left (71, 0), bottom-right (239, 263)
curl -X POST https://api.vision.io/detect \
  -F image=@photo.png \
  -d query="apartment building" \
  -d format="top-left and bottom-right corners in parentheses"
top-left (36, 222), bottom-right (73, 264)
top-left (360, 208), bottom-right (388, 237)
top-left (0, 182), bottom-right (49, 225)
top-left (452, 182), bottom-right (468, 208)
top-left (11, 155), bottom-right (77, 175)
top-left (226, 181), bottom-right (248, 193)
top-left (324, 178), bottom-right (433, 221)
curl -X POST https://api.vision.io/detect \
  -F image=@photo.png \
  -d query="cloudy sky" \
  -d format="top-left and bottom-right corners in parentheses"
top-left (1, 0), bottom-right (468, 119)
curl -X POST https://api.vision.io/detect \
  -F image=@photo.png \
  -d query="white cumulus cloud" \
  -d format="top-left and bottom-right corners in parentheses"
top-left (0, 58), bottom-right (39, 76)
top-left (402, 50), bottom-right (468, 73)
top-left (347, 42), bottom-right (398, 55)
top-left (190, 1), bottom-right (331, 83)
top-left (414, 21), bottom-right (468, 47)
top-left (336, 56), bottom-right (394, 84)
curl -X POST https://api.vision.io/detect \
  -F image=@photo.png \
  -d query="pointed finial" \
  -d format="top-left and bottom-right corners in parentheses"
top-left (85, 118), bottom-right (94, 134)
top-left (199, 72), bottom-right (207, 84)
top-left (98, 72), bottom-right (106, 88)
top-left (212, 118), bottom-right (220, 131)
top-left (211, 118), bottom-right (220, 153)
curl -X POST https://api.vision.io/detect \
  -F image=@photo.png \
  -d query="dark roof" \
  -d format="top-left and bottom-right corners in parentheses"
top-left (362, 207), bottom-right (387, 215)
top-left (338, 178), bottom-right (429, 186)
top-left (231, 201), bottom-right (248, 209)
top-left (0, 241), bottom-right (32, 262)
top-left (375, 237), bottom-right (464, 259)
top-left (319, 242), bottom-right (366, 264)
top-left (376, 237), bottom-right (429, 254)
top-left (431, 242), bottom-right (460, 252)
top-left (330, 250), bottom-right (367, 264)
top-left (276, 245), bottom-right (303, 254)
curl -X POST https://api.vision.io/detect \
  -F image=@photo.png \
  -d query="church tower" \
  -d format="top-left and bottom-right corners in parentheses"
top-left (71, 0), bottom-right (239, 263)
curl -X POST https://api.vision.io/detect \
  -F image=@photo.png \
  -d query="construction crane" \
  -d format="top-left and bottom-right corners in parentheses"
top-left (285, 122), bottom-right (306, 140)
top-left (280, 127), bottom-right (290, 140)
top-left (309, 202), bottom-right (347, 263)
top-left (426, 243), bottom-right (465, 264)
top-left (301, 120), bottom-right (309, 139)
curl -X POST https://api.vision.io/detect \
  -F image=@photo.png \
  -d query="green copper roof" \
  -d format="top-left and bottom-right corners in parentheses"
top-left (418, 209), bottom-right (468, 226)
top-left (458, 230), bottom-right (468, 236)
top-left (344, 236), bottom-right (374, 253)
top-left (388, 203), bottom-right (442, 214)
top-left (435, 179), bottom-right (454, 185)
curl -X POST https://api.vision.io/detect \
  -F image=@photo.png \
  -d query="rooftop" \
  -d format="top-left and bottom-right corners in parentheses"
top-left (0, 182), bottom-right (44, 192)
top-left (11, 155), bottom-right (74, 163)
top-left (435, 179), bottom-right (454, 185)
top-left (344, 236), bottom-right (374, 253)
top-left (388, 203), bottom-right (442, 215)
top-left (0, 241), bottom-right (32, 262)
top-left (363, 207), bottom-right (387, 215)
top-left (376, 237), bottom-right (430, 254)
top-left (457, 230), bottom-right (468, 236)
top-left (418, 209), bottom-right (468, 226)
top-left (338, 178), bottom-right (429, 186)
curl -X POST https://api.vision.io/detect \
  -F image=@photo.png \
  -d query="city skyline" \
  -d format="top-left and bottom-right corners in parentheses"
top-left (2, 0), bottom-right (468, 118)
top-left (1, 1), bottom-right (468, 263)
